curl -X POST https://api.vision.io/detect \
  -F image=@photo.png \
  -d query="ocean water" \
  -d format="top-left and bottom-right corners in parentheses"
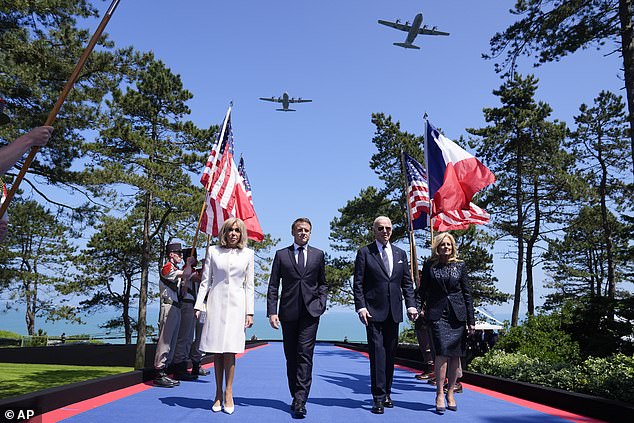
top-left (1, 301), bottom-right (511, 344)
top-left (0, 303), bottom-right (369, 343)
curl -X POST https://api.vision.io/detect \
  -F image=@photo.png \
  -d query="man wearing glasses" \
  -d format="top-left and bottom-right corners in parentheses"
top-left (353, 216), bottom-right (418, 414)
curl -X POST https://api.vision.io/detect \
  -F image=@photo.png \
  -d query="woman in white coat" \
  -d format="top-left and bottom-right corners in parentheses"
top-left (194, 217), bottom-right (254, 415)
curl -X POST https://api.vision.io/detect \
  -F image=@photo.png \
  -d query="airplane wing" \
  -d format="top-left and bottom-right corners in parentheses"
top-left (259, 97), bottom-right (282, 103)
top-left (288, 98), bottom-right (312, 103)
top-left (419, 27), bottom-right (450, 36)
top-left (377, 19), bottom-right (411, 32)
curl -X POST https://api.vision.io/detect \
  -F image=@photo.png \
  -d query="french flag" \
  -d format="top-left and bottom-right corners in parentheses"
top-left (425, 120), bottom-right (495, 216)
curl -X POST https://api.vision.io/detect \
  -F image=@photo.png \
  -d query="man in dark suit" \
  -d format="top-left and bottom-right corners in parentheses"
top-left (353, 216), bottom-right (418, 414)
top-left (267, 217), bottom-right (328, 418)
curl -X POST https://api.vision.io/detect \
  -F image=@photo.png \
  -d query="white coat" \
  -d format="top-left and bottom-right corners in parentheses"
top-left (194, 245), bottom-right (255, 354)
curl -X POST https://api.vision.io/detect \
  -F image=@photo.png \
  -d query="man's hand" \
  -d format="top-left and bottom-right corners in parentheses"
top-left (407, 307), bottom-right (419, 322)
top-left (269, 314), bottom-right (280, 329)
top-left (467, 324), bottom-right (476, 336)
top-left (19, 126), bottom-right (53, 148)
top-left (245, 314), bottom-right (254, 329)
top-left (358, 309), bottom-right (372, 326)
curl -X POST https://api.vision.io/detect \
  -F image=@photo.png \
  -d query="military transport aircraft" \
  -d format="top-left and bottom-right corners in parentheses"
top-left (378, 12), bottom-right (449, 49)
top-left (259, 92), bottom-right (312, 112)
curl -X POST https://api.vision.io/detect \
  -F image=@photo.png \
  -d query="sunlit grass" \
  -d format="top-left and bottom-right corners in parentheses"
top-left (0, 363), bottom-right (133, 399)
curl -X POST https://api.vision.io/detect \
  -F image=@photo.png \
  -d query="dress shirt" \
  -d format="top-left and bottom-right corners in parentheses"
top-left (294, 243), bottom-right (308, 267)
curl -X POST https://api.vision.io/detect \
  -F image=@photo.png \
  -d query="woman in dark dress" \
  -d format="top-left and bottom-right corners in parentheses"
top-left (419, 232), bottom-right (475, 414)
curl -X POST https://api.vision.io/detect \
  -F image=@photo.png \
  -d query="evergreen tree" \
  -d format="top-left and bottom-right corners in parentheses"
top-left (69, 213), bottom-right (153, 344)
top-left (484, 0), bottom-right (634, 174)
top-left (567, 91), bottom-right (632, 304)
top-left (468, 74), bottom-right (576, 325)
top-left (83, 53), bottom-right (213, 369)
top-left (0, 199), bottom-right (79, 335)
top-left (329, 114), bottom-right (507, 308)
top-left (0, 0), bottom-right (129, 210)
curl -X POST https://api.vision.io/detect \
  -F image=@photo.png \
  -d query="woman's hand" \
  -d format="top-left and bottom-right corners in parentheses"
top-left (195, 310), bottom-right (201, 319)
top-left (245, 314), bottom-right (254, 329)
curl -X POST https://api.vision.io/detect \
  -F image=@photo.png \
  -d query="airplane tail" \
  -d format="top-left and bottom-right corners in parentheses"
top-left (393, 42), bottom-right (420, 49)
top-left (276, 108), bottom-right (296, 112)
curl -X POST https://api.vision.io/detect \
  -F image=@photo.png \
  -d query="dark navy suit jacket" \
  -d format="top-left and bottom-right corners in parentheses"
top-left (267, 245), bottom-right (328, 321)
top-left (352, 242), bottom-right (416, 322)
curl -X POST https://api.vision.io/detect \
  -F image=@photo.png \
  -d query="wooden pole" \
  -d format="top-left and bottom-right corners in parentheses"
top-left (400, 150), bottom-right (419, 285)
top-left (191, 104), bottom-right (232, 251)
top-left (0, 0), bottom-right (122, 217)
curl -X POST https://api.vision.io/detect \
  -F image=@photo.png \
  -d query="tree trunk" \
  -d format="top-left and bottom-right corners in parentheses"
top-left (597, 134), bottom-right (616, 320)
top-left (135, 191), bottom-right (153, 369)
top-left (525, 180), bottom-right (540, 316)
top-left (512, 151), bottom-right (524, 327)
top-left (123, 275), bottom-right (132, 344)
top-left (618, 0), bottom-right (634, 175)
top-left (25, 280), bottom-right (35, 336)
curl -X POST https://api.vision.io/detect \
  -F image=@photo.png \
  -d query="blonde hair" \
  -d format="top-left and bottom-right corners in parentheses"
top-left (218, 218), bottom-right (247, 249)
top-left (430, 232), bottom-right (460, 263)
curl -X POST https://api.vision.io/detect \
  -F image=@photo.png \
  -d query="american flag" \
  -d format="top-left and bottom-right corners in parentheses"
top-left (238, 157), bottom-right (253, 205)
top-left (237, 157), bottom-right (264, 242)
top-left (403, 152), bottom-right (430, 230)
top-left (199, 110), bottom-right (262, 241)
top-left (403, 152), bottom-right (490, 231)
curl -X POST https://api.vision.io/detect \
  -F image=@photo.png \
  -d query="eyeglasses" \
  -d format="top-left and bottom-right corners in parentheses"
top-left (376, 226), bottom-right (392, 232)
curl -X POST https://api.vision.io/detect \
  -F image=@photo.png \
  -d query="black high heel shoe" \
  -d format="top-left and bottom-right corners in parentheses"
top-left (435, 396), bottom-right (446, 414)
top-left (446, 394), bottom-right (457, 411)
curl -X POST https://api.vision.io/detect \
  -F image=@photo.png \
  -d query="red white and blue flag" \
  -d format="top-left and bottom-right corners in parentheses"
top-left (237, 157), bottom-right (264, 242)
top-left (404, 151), bottom-right (491, 231)
top-left (403, 152), bottom-right (430, 230)
top-left (425, 120), bottom-right (495, 217)
top-left (200, 112), bottom-right (262, 241)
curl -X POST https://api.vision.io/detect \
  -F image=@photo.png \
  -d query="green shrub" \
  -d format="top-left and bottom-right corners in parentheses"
top-left (470, 351), bottom-right (634, 403)
top-left (494, 314), bottom-right (581, 364)
top-left (0, 330), bottom-right (21, 339)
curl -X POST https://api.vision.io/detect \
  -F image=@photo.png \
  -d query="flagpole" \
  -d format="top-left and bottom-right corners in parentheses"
top-left (400, 150), bottom-right (419, 286)
top-left (0, 0), bottom-right (122, 218)
top-left (192, 103), bottom-right (232, 251)
top-left (423, 117), bottom-right (435, 252)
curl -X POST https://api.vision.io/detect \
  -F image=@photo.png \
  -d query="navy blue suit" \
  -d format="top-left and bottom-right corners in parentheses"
top-left (267, 245), bottom-right (328, 402)
top-left (353, 242), bottom-right (416, 401)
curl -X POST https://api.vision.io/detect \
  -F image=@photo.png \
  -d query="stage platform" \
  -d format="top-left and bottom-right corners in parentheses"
top-left (38, 343), bottom-right (604, 423)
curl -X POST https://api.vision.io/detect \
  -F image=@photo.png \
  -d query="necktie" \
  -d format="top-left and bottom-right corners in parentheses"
top-left (297, 246), bottom-right (305, 272)
top-left (382, 245), bottom-right (391, 277)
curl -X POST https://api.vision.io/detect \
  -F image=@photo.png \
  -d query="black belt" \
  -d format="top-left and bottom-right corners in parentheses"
top-left (162, 298), bottom-right (181, 308)
top-left (181, 299), bottom-right (195, 305)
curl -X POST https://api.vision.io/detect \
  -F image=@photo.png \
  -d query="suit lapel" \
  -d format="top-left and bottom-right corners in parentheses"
top-left (287, 245), bottom-right (302, 275)
top-left (370, 243), bottom-right (389, 278)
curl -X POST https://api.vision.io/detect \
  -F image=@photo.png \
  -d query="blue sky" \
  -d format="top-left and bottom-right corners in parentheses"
top-left (89, 0), bottom-right (624, 318)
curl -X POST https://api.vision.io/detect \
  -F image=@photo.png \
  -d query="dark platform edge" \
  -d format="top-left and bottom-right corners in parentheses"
top-left (0, 341), bottom-right (268, 417)
top-left (334, 341), bottom-right (633, 423)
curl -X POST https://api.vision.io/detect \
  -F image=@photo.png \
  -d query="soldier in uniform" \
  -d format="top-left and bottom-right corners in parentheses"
top-left (153, 242), bottom-right (185, 388)
top-left (172, 248), bottom-right (204, 380)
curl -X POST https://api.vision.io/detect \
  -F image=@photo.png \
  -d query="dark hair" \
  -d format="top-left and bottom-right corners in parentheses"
top-left (291, 217), bottom-right (312, 232)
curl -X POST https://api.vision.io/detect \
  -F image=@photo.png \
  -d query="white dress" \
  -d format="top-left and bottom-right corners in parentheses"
top-left (194, 245), bottom-right (255, 353)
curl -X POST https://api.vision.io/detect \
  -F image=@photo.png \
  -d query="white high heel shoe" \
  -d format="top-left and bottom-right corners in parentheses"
top-left (211, 402), bottom-right (222, 412)
top-left (223, 405), bottom-right (235, 415)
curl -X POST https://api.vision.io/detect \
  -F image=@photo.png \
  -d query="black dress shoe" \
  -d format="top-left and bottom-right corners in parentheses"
top-left (293, 400), bottom-right (306, 418)
top-left (153, 372), bottom-right (176, 388)
top-left (384, 396), bottom-right (393, 408)
top-left (371, 401), bottom-right (384, 414)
